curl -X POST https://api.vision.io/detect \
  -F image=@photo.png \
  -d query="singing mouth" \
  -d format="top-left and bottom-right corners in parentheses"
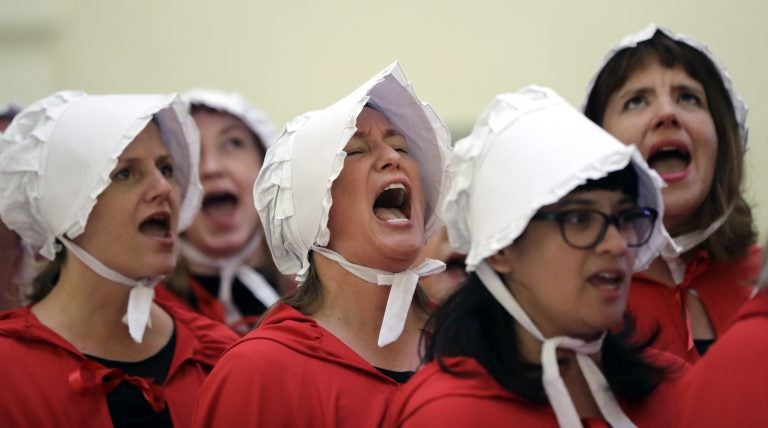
top-left (373, 182), bottom-right (411, 224)
top-left (202, 191), bottom-right (239, 216)
top-left (647, 144), bottom-right (691, 176)
top-left (139, 212), bottom-right (172, 238)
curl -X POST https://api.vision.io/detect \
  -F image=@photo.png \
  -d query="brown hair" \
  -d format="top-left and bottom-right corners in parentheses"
top-left (29, 248), bottom-right (66, 303)
top-left (584, 30), bottom-right (755, 261)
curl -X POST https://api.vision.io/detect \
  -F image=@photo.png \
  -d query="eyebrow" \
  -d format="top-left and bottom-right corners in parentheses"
top-left (556, 194), bottom-right (635, 209)
top-left (218, 123), bottom-right (250, 136)
top-left (352, 128), bottom-right (403, 139)
top-left (615, 86), bottom-right (651, 101)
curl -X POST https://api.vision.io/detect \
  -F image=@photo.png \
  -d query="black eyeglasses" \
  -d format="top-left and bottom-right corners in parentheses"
top-left (530, 207), bottom-right (658, 250)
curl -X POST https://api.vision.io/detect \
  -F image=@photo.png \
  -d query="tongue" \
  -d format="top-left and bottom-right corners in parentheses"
top-left (649, 157), bottom-right (688, 175)
top-left (374, 207), bottom-right (406, 221)
top-left (204, 200), bottom-right (236, 220)
top-left (139, 222), bottom-right (168, 238)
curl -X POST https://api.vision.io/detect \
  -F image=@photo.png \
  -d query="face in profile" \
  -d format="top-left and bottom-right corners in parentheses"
top-left (490, 189), bottom-right (641, 340)
top-left (601, 59), bottom-right (717, 235)
top-left (74, 122), bottom-right (181, 278)
top-left (183, 110), bottom-right (264, 258)
top-left (326, 107), bottom-right (426, 272)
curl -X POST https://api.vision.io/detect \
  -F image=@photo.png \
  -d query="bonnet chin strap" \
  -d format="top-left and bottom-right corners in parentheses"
top-left (659, 206), bottom-right (732, 284)
top-left (59, 237), bottom-right (160, 344)
top-left (311, 246), bottom-right (445, 347)
top-left (475, 261), bottom-right (636, 428)
top-left (180, 232), bottom-right (279, 325)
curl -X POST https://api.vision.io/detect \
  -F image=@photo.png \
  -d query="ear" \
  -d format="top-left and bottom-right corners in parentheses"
top-left (487, 247), bottom-right (514, 274)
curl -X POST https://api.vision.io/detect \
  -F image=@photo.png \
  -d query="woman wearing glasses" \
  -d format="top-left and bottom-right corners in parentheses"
top-left (385, 87), bottom-right (685, 427)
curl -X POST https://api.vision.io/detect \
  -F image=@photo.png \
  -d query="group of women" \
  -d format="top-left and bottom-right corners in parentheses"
top-left (0, 23), bottom-right (764, 427)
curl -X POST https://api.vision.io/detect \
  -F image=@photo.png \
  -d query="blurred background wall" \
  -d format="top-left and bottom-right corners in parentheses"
top-left (2, 0), bottom-right (767, 238)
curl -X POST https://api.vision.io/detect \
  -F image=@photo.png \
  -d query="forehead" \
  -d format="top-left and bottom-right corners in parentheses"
top-left (620, 59), bottom-right (702, 89)
top-left (121, 121), bottom-right (169, 158)
top-left (354, 106), bottom-right (396, 130)
top-left (192, 108), bottom-right (247, 130)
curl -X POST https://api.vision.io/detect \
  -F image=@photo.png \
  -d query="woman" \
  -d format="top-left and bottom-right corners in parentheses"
top-left (0, 91), bottom-right (239, 427)
top-left (584, 24), bottom-right (761, 362)
top-left (192, 62), bottom-right (451, 427)
top-left (677, 256), bottom-right (768, 426)
top-left (158, 89), bottom-right (287, 334)
top-left (386, 87), bottom-right (685, 427)
top-left (0, 101), bottom-right (26, 311)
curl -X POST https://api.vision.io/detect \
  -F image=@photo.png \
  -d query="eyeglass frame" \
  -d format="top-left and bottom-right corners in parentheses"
top-left (530, 207), bottom-right (659, 250)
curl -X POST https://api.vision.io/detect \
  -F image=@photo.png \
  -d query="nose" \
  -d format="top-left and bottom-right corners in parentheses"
top-left (595, 223), bottom-right (630, 257)
top-left (651, 97), bottom-right (680, 131)
top-left (146, 167), bottom-right (175, 203)
top-left (199, 146), bottom-right (223, 179)
top-left (376, 143), bottom-right (401, 171)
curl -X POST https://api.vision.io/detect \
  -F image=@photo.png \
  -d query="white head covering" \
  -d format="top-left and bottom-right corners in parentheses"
top-left (0, 102), bottom-right (22, 119)
top-left (180, 89), bottom-right (280, 325)
top-left (443, 86), bottom-right (667, 428)
top-left (254, 61), bottom-right (451, 346)
top-left (584, 23), bottom-right (747, 283)
top-left (182, 89), bottom-right (278, 151)
top-left (0, 91), bottom-right (203, 343)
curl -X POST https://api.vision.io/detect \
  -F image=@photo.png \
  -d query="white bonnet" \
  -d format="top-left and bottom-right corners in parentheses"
top-left (444, 86), bottom-right (667, 272)
top-left (584, 23), bottom-right (748, 149)
top-left (254, 61), bottom-right (451, 278)
top-left (0, 91), bottom-right (203, 260)
top-left (182, 88), bottom-right (278, 152)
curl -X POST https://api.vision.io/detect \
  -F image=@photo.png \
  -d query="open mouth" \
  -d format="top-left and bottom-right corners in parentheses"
top-left (647, 146), bottom-right (691, 175)
top-left (373, 183), bottom-right (411, 224)
top-left (586, 271), bottom-right (626, 289)
top-left (202, 191), bottom-right (239, 217)
top-left (139, 212), bottom-right (172, 238)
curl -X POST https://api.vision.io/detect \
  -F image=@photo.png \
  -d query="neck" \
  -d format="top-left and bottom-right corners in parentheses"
top-left (641, 253), bottom-right (697, 286)
top-left (185, 235), bottom-right (265, 276)
top-left (310, 252), bottom-right (427, 371)
top-left (31, 256), bottom-right (173, 361)
top-left (514, 323), bottom-right (603, 418)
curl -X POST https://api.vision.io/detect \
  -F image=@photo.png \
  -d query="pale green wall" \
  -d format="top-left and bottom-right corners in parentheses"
top-left (2, 0), bottom-right (768, 239)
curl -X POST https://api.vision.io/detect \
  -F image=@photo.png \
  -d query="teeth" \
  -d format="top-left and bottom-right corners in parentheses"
top-left (385, 183), bottom-right (405, 191)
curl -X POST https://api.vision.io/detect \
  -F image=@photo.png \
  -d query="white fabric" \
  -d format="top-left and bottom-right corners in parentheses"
top-left (584, 23), bottom-right (748, 149)
top-left (0, 91), bottom-right (202, 260)
top-left (311, 246), bottom-right (445, 347)
top-left (60, 238), bottom-right (159, 343)
top-left (584, 23), bottom-right (747, 283)
top-left (254, 61), bottom-right (451, 279)
top-left (659, 206), bottom-right (732, 284)
top-left (0, 92), bottom-right (203, 343)
top-left (443, 86), bottom-right (667, 427)
top-left (182, 89), bottom-right (278, 149)
top-left (253, 62), bottom-right (450, 346)
top-left (476, 263), bottom-right (635, 428)
top-left (444, 86), bottom-right (668, 273)
top-left (0, 101), bottom-right (21, 119)
top-left (179, 232), bottom-right (279, 325)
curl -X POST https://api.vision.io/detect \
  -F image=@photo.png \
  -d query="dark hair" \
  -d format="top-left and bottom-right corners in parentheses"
top-left (425, 272), bottom-right (672, 403)
top-left (189, 105), bottom-right (268, 159)
top-left (29, 248), bottom-right (66, 303)
top-left (584, 30), bottom-right (755, 260)
top-left (575, 165), bottom-right (639, 201)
